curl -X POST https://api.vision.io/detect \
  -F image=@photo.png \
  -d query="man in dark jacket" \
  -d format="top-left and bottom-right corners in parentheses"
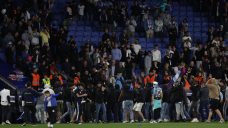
top-left (21, 82), bottom-right (42, 126)
top-left (106, 83), bottom-right (121, 122)
top-left (95, 82), bottom-right (107, 123)
top-left (118, 81), bottom-right (134, 123)
top-left (170, 77), bottom-right (186, 121)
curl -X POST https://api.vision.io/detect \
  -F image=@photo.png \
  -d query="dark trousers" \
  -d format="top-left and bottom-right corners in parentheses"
top-left (199, 100), bottom-right (209, 121)
top-left (76, 101), bottom-right (82, 122)
top-left (24, 105), bottom-right (36, 124)
top-left (106, 102), bottom-right (119, 122)
top-left (1, 105), bottom-right (10, 122)
top-left (46, 107), bottom-right (57, 124)
top-left (154, 108), bottom-right (161, 120)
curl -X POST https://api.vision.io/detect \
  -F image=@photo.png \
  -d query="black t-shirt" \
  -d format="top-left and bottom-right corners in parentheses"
top-left (134, 88), bottom-right (145, 103)
top-left (95, 87), bottom-right (106, 103)
top-left (122, 85), bottom-right (134, 101)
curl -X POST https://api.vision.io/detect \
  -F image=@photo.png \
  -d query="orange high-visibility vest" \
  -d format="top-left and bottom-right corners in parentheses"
top-left (184, 78), bottom-right (191, 90)
top-left (194, 76), bottom-right (203, 84)
top-left (32, 73), bottom-right (40, 87)
top-left (144, 74), bottom-right (157, 85)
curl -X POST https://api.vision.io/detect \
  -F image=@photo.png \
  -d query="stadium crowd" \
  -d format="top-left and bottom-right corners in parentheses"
top-left (0, 0), bottom-right (228, 127)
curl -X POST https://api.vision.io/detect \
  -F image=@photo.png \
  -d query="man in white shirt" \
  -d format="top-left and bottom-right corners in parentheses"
top-left (182, 32), bottom-right (192, 49)
top-left (0, 88), bottom-right (11, 125)
top-left (152, 45), bottom-right (161, 63)
top-left (126, 17), bottom-right (137, 37)
top-left (154, 16), bottom-right (164, 38)
top-left (132, 39), bottom-right (141, 55)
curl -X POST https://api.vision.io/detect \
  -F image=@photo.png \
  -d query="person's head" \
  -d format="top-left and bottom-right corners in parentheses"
top-left (44, 90), bottom-right (51, 97)
top-left (149, 71), bottom-right (154, 76)
top-left (153, 81), bottom-right (158, 87)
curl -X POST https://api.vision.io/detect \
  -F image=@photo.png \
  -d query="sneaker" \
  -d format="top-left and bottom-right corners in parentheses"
top-left (150, 120), bottom-right (157, 123)
top-left (78, 123), bottom-right (82, 125)
top-left (56, 121), bottom-right (61, 124)
top-left (123, 121), bottom-right (128, 123)
top-left (47, 122), bottom-right (51, 127)
top-left (158, 119), bottom-right (163, 123)
top-left (6, 120), bottom-right (11, 124)
top-left (130, 120), bottom-right (135, 123)
top-left (142, 119), bottom-right (147, 122)
top-left (191, 118), bottom-right (199, 123)
top-left (205, 120), bottom-right (211, 123)
top-left (21, 123), bottom-right (26, 126)
top-left (220, 119), bottom-right (225, 123)
top-left (164, 119), bottom-right (169, 122)
top-left (50, 124), bottom-right (54, 128)
top-left (2, 122), bottom-right (6, 125)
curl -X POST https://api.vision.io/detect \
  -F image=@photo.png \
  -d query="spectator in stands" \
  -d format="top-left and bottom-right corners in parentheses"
top-left (144, 51), bottom-right (152, 75)
top-left (182, 32), bottom-right (192, 49)
top-left (154, 16), bottom-right (164, 39)
top-left (78, 2), bottom-right (85, 21)
top-left (144, 15), bottom-right (154, 39)
top-left (40, 28), bottom-right (50, 47)
top-left (126, 16), bottom-right (137, 37)
top-left (152, 45), bottom-right (162, 64)
top-left (111, 44), bottom-right (122, 61)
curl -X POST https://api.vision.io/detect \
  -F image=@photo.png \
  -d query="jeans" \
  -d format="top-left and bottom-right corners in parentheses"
top-left (160, 102), bottom-right (169, 120)
top-left (175, 102), bottom-right (186, 120)
top-left (223, 102), bottom-right (228, 120)
top-left (122, 100), bottom-right (134, 121)
top-left (189, 100), bottom-right (199, 118)
top-left (60, 101), bottom-right (72, 122)
top-left (36, 104), bottom-right (45, 123)
top-left (95, 103), bottom-right (107, 122)
top-left (144, 102), bottom-right (153, 120)
top-left (199, 100), bottom-right (209, 121)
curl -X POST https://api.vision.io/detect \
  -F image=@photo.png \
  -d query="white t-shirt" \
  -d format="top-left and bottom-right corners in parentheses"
top-left (133, 44), bottom-right (141, 55)
top-left (0, 89), bottom-right (10, 106)
top-left (78, 5), bottom-right (85, 16)
top-left (152, 49), bottom-right (161, 63)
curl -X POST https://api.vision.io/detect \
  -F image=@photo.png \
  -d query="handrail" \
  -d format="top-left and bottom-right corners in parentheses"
top-left (0, 74), bottom-right (17, 90)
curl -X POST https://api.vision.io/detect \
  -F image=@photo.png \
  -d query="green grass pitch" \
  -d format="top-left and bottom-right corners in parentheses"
top-left (1, 123), bottom-right (228, 128)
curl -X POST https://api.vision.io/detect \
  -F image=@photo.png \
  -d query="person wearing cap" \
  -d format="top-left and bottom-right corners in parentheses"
top-left (150, 81), bottom-right (163, 123)
top-left (21, 82), bottom-right (42, 126)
